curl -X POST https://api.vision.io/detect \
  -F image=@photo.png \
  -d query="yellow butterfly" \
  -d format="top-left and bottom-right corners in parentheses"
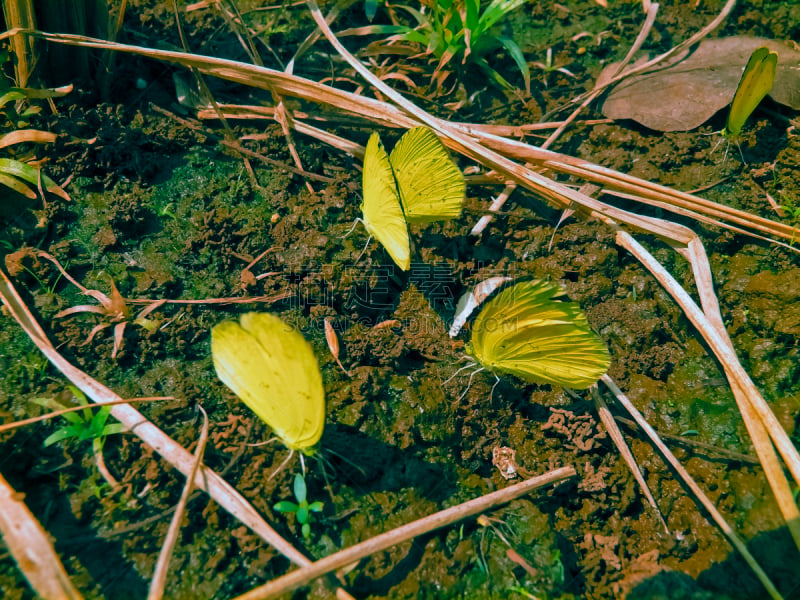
top-left (211, 312), bottom-right (325, 455)
top-left (723, 46), bottom-right (778, 139)
top-left (466, 280), bottom-right (610, 390)
top-left (361, 126), bottom-right (465, 271)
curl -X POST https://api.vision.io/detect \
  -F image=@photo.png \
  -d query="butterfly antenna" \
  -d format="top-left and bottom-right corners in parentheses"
top-left (267, 449), bottom-right (295, 481)
top-left (340, 217), bottom-right (364, 240)
top-left (314, 453), bottom-right (337, 503)
top-left (459, 366), bottom-right (485, 401)
top-left (246, 436), bottom-right (280, 448)
top-left (323, 446), bottom-right (367, 478)
top-left (443, 359), bottom-right (478, 385)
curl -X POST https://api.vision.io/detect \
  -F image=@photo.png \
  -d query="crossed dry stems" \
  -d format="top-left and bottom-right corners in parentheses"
top-left (0, 0), bottom-right (796, 598)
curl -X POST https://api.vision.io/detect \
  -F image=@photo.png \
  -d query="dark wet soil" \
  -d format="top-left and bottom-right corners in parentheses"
top-left (2, 1), bottom-right (800, 599)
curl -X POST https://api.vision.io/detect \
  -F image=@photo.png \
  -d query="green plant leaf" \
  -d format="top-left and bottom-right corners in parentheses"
top-left (465, 0), bottom-right (480, 32)
top-left (293, 473), bottom-right (307, 504)
top-left (29, 396), bottom-right (85, 425)
top-left (274, 501), bottom-right (298, 513)
top-left (473, 57), bottom-right (514, 89)
top-left (476, 0), bottom-right (527, 36)
top-left (43, 426), bottom-right (80, 447)
top-left (0, 173), bottom-right (35, 199)
top-left (0, 158), bottom-right (69, 201)
top-left (301, 522), bottom-right (311, 538)
top-left (297, 504), bottom-right (309, 524)
top-left (0, 90), bottom-right (27, 110)
top-left (101, 423), bottom-right (127, 437)
top-left (393, 5), bottom-right (431, 28)
top-left (364, 0), bottom-right (379, 20)
top-left (309, 501), bottom-right (324, 513)
top-left (497, 35), bottom-right (530, 93)
top-left (345, 24), bottom-right (414, 36)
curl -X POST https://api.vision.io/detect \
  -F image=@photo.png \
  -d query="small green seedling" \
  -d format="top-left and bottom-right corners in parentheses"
top-left (30, 385), bottom-right (126, 488)
top-left (476, 513), bottom-right (519, 574)
top-left (530, 47), bottom-right (577, 88)
top-left (31, 385), bottom-right (126, 451)
top-left (351, 0), bottom-right (531, 91)
top-left (274, 473), bottom-right (324, 539)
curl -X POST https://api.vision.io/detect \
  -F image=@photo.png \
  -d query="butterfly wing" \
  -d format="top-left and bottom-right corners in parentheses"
top-left (212, 312), bottom-right (325, 453)
top-left (469, 280), bottom-right (610, 389)
top-left (725, 46), bottom-right (778, 137)
top-left (449, 276), bottom-right (513, 337)
top-left (361, 132), bottom-right (411, 271)
top-left (390, 126), bottom-right (465, 224)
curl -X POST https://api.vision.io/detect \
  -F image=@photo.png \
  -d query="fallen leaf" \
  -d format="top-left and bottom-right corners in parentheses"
top-left (324, 317), bottom-right (350, 376)
top-left (600, 36), bottom-right (800, 132)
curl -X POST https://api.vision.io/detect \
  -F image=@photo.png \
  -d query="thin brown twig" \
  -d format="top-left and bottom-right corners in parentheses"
top-left (149, 103), bottom-right (333, 182)
top-left (0, 267), bottom-right (356, 600)
top-left (31, 247), bottom-right (293, 307)
top-left (618, 232), bottom-right (800, 553)
top-left (471, 1), bottom-right (660, 236)
top-left (171, 0), bottom-right (259, 187)
top-left (211, 0), bottom-right (316, 194)
top-left (613, 416), bottom-right (759, 465)
top-left (147, 406), bottom-right (209, 600)
top-left (601, 375), bottom-right (781, 600)
top-left (0, 472), bottom-right (83, 599)
top-left (0, 269), bottom-right (309, 567)
top-left (591, 386), bottom-right (668, 533)
top-left (233, 466), bottom-right (576, 600)
top-left (0, 397), bottom-right (176, 435)
top-left (541, 1), bottom-right (661, 147)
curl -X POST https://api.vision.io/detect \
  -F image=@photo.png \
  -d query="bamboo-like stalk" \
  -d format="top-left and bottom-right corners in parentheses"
top-left (5, 29), bottom-right (794, 249)
top-left (2, 0), bottom-right (37, 86)
top-left (0, 472), bottom-right (83, 599)
top-left (147, 408), bottom-right (209, 600)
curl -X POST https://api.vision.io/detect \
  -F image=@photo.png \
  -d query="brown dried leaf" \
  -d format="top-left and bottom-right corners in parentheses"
top-left (506, 549), bottom-right (539, 578)
top-left (0, 129), bottom-right (57, 150)
top-left (324, 318), bottom-right (350, 376)
top-left (4, 247), bottom-right (38, 277)
top-left (324, 317), bottom-right (339, 359)
top-left (106, 278), bottom-right (131, 320)
top-left (601, 36), bottom-right (800, 132)
top-left (373, 319), bottom-right (401, 329)
top-left (240, 268), bottom-right (256, 288)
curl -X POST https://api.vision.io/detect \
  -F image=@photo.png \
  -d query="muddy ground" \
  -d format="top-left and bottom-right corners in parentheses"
top-left (1, 0), bottom-right (800, 598)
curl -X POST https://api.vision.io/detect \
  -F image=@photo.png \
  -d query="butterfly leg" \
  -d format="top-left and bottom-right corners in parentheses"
top-left (458, 366), bottom-right (485, 401)
top-left (354, 234), bottom-right (373, 266)
top-left (339, 217), bottom-right (364, 239)
top-left (489, 374), bottom-right (501, 401)
top-left (443, 359), bottom-right (478, 385)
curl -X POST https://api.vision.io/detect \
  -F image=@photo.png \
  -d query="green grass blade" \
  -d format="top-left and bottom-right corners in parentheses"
top-left (0, 172), bottom-right (36, 198)
top-left (497, 35), bottom-right (530, 93)
top-left (476, 0), bottom-right (527, 36)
